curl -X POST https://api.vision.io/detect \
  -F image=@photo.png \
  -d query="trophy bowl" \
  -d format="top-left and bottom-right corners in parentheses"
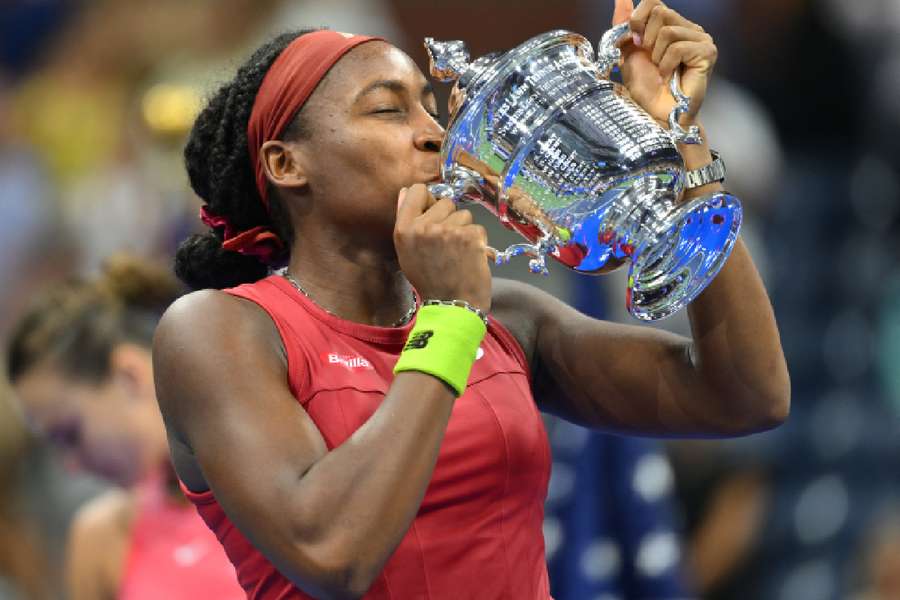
top-left (425, 25), bottom-right (742, 321)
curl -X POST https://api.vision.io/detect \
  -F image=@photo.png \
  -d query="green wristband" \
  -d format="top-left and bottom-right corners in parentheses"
top-left (393, 304), bottom-right (487, 396)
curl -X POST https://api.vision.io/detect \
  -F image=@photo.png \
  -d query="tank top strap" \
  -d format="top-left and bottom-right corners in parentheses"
top-left (222, 275), bottom-right (313, 398)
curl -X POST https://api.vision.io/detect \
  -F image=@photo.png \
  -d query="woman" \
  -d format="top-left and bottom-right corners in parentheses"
top-left (154, 0), bottom-right (790, 598)
top-left (7, 256), bottom-right (246, 600)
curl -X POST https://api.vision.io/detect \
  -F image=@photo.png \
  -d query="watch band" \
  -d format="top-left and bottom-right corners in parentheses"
top-left (685, 150), bottom-right (726, 189)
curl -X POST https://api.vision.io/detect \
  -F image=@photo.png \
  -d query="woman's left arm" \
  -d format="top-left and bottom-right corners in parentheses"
top-left (494, 236), bottom-right (789, 437)
top-left (492, 0), bottom-right (789, 437)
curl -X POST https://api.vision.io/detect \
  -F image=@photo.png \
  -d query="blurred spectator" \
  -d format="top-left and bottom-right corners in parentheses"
top-left (7, 255), bottom-right (244, 600)
top-left (0, 0), bottom-right (76, 81)
top-left (852, 508), bottom-right (900, 600)
top-left (0, 380), bottom-right (50, 600)
top-left (0, 76), bottom-right (78, 355)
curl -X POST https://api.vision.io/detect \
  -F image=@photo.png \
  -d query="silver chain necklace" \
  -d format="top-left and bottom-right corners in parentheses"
top-left (281, 271), bottom-right (418, 327)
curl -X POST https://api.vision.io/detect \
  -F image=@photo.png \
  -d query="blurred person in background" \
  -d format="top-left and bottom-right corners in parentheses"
top-left (0, 380), bottom-right (50, 600)
top-left (6, 0), bottom-right (285, 275)
top-left (852, 508), bottom-right (900, 600)
top-left (6, 255), bottom-right (245, 600)
top-left (152, 0), bottom-right (788, 597)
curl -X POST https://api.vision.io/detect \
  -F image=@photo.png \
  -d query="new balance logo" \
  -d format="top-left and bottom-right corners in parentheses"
top-left (404, 330), bottom-right (434, 350)
top-left (323, 353), bottom-right (374, 370)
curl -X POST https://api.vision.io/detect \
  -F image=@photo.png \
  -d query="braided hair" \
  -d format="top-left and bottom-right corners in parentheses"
top-left (177, 29), bottom-right (321, 290)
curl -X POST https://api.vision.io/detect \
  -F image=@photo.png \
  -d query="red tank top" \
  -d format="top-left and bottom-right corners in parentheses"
top-left (181, 275), bottom-right (552, 599)
top-left (119, 474), bottom-right (245, 600)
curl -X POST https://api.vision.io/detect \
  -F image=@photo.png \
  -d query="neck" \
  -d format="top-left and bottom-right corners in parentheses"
top-left (286, 234), bottom-right (414, 327)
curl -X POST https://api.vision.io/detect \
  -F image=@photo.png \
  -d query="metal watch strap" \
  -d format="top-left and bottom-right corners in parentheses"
top-left (421, 299), bottom-right (489, 326)
top-left (684, 150), bottom-right (726, 189)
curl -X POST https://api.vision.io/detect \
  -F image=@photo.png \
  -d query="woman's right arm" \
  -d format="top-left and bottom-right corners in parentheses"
top-left (153, 185), bottom-right (491, 600)
top-left (154, 291), bottom-right (455, 599)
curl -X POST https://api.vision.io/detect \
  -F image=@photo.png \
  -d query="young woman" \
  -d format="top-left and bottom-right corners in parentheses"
top-left (154, 0), bottom-right (790, 598)
top-left (7, 256), bottom-right (245, 600)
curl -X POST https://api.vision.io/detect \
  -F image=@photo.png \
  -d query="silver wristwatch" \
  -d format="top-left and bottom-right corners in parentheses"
top-left (684, 150), bottom-right (726, 189)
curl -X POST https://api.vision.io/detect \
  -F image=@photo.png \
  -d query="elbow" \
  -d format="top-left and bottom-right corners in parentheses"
top-left (733, 377), bottom-right (792, 434)
top-left (289, 543), bottom-right (381, 600)
top-left (758, 366), bottom-right (792, 430)
top-left (751, 388), bottom-right (791, 431)
top-left (333, 560), bottom-right (380, 600)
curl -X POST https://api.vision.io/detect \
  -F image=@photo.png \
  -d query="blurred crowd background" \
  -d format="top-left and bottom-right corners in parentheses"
top-left (1, 0), bottom-right (899, 599)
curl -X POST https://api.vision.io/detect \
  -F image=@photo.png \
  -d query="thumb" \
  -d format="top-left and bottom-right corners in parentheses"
top-left (612, 0), bottom-right (634, 25)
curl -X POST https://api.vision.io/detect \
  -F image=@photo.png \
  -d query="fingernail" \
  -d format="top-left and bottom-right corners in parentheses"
top-left (633, 33), bottom-right (642, 47)
top-left (397, 187), bottom-right (407, 208)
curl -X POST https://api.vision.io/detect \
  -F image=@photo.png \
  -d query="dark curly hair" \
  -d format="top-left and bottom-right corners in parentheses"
top-left (176, 29), bottom-right (322, 290)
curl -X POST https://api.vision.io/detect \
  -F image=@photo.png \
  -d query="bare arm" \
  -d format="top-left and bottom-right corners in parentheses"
top-left (155, 291), bottom-right (455, 599)
top-left (493, 168), bottom-right (790, 436)
top-left (66, 490), bottom-right (133, 600)
top-left (688, 470), bottom-right (769, 592)
top-left (494, 253), bottom-right (788, 438)
top-left (154, 185), bottom-right (492, 599)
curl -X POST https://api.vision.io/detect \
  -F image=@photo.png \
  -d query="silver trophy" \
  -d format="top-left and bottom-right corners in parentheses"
top-left (425, 24), bottom-right (742, 321)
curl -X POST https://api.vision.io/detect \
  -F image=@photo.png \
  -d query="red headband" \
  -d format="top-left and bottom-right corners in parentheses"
top-left (247, 30), bottom-right (383, 208)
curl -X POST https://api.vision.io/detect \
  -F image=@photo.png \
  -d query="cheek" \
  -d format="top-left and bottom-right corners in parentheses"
top-left (316, 124), bottom-right (412, 189)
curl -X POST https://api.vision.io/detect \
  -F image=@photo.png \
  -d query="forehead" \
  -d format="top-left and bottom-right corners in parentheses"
top-left (313, 41), bottom-right (430, 103)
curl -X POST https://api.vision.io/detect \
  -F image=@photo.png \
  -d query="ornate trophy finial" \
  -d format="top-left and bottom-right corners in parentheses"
top-left (424, 38), bottom-right (471, 82)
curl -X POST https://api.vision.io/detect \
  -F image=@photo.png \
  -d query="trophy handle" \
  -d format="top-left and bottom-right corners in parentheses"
top-left (427, 167), bottom-right (555, 275)
top-left (596, 22), bottom-right (702, 145)
top-left (427, 165), bottom-right (483, 205)
top-left (491, 235), bottom-right (556, 276)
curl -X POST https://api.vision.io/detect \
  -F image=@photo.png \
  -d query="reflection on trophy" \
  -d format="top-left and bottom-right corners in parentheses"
top-left (425, 24), bottom-right (742, 321)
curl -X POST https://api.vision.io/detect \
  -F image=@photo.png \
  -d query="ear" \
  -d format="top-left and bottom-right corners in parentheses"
top-left (260, 140), bottom-right (309, 191)
top-left (109, 343), bottom-right (154, 402)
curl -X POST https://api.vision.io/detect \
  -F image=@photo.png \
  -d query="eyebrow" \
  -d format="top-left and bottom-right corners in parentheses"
top-left (354, 79), bottom-right (435, 103)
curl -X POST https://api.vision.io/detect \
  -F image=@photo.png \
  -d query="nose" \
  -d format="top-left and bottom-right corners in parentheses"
top-left (415, 117), bottom-right (444, 154)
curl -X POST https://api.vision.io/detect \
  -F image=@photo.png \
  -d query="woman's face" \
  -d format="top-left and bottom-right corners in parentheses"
top-left (13, 348), bottom-right (166, 487)
top-left (289, 41), bottom-right (445, 238)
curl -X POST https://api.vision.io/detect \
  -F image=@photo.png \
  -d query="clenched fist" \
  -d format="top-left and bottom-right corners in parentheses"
top-left (394, 184), bottom-right (492, 312)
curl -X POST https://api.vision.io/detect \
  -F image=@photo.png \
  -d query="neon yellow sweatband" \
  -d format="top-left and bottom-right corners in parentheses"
top-left (393, 304), bottom-right (487, 396)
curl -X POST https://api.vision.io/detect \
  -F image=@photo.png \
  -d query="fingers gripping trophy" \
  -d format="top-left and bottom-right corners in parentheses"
top-left (426, 0), bottom-right (740, 321)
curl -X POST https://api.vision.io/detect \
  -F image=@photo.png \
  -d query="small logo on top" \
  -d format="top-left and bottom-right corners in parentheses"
top-left (323, 352), bottom-right (374, 370)
top-left (404, 330), bottom-right (434, 350)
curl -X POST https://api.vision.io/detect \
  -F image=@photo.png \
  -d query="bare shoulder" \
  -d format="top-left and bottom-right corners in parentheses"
top-left (70, 488), bottom-right (135, 541)
top-left (67, 489), bottom-right (135, 598)
top-left (155, 288), bottom-right (280, 351)
top-left (152, 287), bottom-right (287, 448)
